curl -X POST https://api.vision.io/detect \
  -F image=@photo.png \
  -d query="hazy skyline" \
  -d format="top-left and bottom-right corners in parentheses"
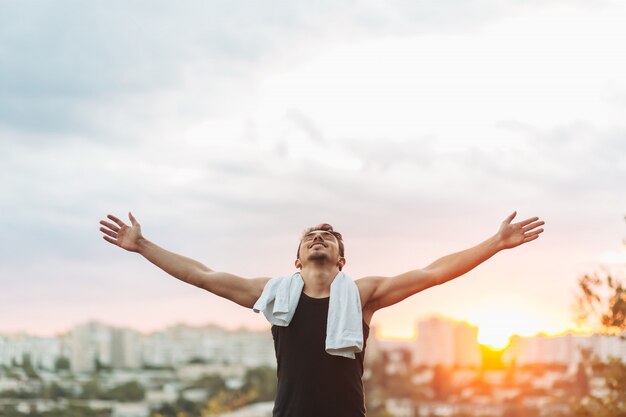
top-left (2, 1), bottom-right (625, 348)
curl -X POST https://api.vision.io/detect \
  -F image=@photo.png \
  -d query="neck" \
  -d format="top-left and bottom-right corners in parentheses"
top-left (299, 265), bottom-right (341, 298)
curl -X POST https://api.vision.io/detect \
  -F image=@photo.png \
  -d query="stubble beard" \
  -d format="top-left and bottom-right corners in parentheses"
top-left (306, 252), bottom-right (330, 262)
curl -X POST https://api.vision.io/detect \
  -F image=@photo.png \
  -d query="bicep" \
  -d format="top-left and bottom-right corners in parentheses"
top-left (195, 271), bottom-right (270, 309)
top-left (362, 269), bottom-right (439, 312)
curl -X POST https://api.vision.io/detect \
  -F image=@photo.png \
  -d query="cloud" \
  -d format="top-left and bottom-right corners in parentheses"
top-left (2, 0), bottom-right (625, 335)
top-left (2, 0), bottom-right (600, 137)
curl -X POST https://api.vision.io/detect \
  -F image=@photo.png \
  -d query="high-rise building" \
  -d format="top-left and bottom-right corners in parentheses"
top-left (0, 334), bottom-right (62, 370)
top-left (413, 316), bottom-right (481, 367)
top-left (141, 324), bottom-right (275, 368)
top-left (502, 332), bottom-right (626, 368)
top-left (111, 328), bottom-right (142, 369)
top-left (70, 322), bottom-right (113, 372)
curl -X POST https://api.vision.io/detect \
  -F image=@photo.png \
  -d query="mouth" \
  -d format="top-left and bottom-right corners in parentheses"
top-left (310, 242), bottom-right (326, 249)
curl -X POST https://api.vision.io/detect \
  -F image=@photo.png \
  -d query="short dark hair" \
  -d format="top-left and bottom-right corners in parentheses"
top-left (297, 223), bottom-right (345, 259)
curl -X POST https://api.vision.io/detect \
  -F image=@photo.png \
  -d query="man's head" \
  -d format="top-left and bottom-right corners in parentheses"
top-left (295, 223), bottom-right (345, 270)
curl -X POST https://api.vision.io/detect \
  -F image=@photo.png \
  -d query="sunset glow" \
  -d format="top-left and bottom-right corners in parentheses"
top-left (2, 1), bottom-right (625, 343)
top-left (467, 302), bottom-right (557, 349)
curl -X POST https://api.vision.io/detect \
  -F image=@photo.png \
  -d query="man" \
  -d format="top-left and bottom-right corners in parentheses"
top-left (99, 211), bottom-right (544, 416)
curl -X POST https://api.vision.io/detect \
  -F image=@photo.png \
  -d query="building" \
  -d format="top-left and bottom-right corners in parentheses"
top-left (111, 328), bottom-right (142, 369)
top-left (70, 322), bottom-right (114, 372)
top-left (0, 334), bottom-right (62, 370)
top-left (502, 332), bottom-right (626, 368)
top-left (413, 316), bottom-right (481, 368)
top-left (141, 324), bottom-right (275, 368)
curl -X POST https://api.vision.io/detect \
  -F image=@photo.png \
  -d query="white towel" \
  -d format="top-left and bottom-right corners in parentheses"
top-left (253, 271), bottom-right (364, 359)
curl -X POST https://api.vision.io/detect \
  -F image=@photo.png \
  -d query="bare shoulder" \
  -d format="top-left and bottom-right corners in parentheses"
top-left (357, 268), bottom-right (437, 312)
top-left (247, 276), bottom-right (272, 297)
top-left (356, 276), bottom-right (385, 326)
top-left (355, 276), bottom-right (385, 310)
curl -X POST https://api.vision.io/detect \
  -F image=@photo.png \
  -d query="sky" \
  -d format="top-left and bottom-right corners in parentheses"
top-left (1, 0), bottom-right (625, 349)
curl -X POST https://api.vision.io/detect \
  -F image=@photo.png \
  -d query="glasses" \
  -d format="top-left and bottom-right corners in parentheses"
top-left (302, 231), bottom-right (336, 242)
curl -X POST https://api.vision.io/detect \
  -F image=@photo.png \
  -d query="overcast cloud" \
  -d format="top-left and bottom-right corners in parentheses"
top-left (1, 0), bottom-right (625, 338)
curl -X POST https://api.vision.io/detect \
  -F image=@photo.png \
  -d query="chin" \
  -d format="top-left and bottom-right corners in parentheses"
top-left (307, 253), bottom-right (330, 262)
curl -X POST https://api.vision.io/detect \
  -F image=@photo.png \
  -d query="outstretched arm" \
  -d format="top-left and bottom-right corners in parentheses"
top-left (359, 211), bottom-right (544, 312)
top-left (99, 212), bottom-right (269, 308)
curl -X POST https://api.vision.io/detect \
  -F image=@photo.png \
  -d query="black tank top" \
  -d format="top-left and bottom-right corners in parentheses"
top-left (271, 291), bottom-right (370, 417)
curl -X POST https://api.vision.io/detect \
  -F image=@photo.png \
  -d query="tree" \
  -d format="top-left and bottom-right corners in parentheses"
top-left (241, 366), bottom-right (277, 402)
top-left (575, 272), bottom-right (626, 337)
top-left (103, 381), bottom-right (145, 402)
top-left (202, 390), bottom-right (255, 416)
top-left (572, 215), bottom-right (626, 416)
top-left (189, 374), bottom-right (227, 396)
top-left (42, 381), bottom-right (72, 400)
top-left (80, 378), bottom-right (102, 399)
top-left (54, 356), bottom-right (70, 371)
top-left (571, 358), bottom-right (626, 417)
top-left (21, 353), bottom-right (39, 379)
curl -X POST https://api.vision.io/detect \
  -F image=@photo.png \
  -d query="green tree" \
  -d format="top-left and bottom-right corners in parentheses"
top-left (54, 356), bottom-right (70, 371)
top-left (21, 353), bottom-right (39, 379)
top-left (102, 381), bottom-right (145, 402)
top-left (202, 389), bottom-right (255, 416)
top-left (241, 366), bottom-right (277, 402)
top-left (154, 394), bottom-right (200, 417)
top-left (42, 381), bottom-right (72, 400)
top-left (80, 377), bottom-right (102, 399)
top-left (43, 404), bottom-right (108, 417)
top-left (93, 355), bottom-right (111, 373)
top-left (189, 374), bottom-right (227, 396)
top-left (0, 405), bottom-right (24, 417)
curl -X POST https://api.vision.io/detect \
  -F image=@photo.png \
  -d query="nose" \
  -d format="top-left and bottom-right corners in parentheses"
top-left (313, 234), bottom-right (324, 242)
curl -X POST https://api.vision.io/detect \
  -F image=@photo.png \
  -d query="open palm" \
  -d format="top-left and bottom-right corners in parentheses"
top-left (99, 212), bottom-right (144, 252)
top-left (497, 211), bottom-right (544, 250)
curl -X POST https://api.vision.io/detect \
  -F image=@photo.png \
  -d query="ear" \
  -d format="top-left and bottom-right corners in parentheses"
top-left (295, 259), bottom-right (302, 269)
top-left (337, 257), bottom-right (346, 270)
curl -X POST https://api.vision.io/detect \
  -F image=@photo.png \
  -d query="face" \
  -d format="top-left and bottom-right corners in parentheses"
top-left (296, 230), bottom-right (345, 269)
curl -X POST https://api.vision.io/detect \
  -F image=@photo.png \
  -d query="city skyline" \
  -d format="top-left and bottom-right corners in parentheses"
top-left (3, 314), bottom-right (622, 375)
top-left (2, 1), bottom-right (626, 347)
top-left (2, 313), bottom-right (615, 416)
top-left (0, 312), bottom-right (598, 350)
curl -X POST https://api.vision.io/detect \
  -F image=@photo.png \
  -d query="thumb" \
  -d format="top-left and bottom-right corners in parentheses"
top-left (505, 211), bottom-right (517, 224)
top-left (128, 211), bottom-right (138, 226)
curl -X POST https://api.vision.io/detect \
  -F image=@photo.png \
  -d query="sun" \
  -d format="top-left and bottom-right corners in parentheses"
top-left (468, 306), bottom-right (549, 350)
top-left (477, 325), bottom-right (513, 350)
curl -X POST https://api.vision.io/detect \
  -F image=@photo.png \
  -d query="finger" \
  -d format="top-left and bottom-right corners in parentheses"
top-left (524, 229), bottom-right (543, 238)
top-left (99, 220), bottom-right (120, 232)
top-left (103, 235), bottom-right (118, 245)
top-left (128, 212), bottom-right (138, 226)
top-left (518, 217), bottom-right (540, 228)
top-left (522, 220), bottom-right (544, 232)
top-left (107, 214), bottom-right (126, 228)
top-left (505, 211), bottom-right (517, 224)
top-left (523, 234), bottom-right (540, 243)
top-left (100, 227), bottom-right (118, 239)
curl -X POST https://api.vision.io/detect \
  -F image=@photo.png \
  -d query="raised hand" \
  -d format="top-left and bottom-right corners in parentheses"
top-left (99, 212), bottom-right (144, 252)
top-left (496, 211), bottom-right (544, 250)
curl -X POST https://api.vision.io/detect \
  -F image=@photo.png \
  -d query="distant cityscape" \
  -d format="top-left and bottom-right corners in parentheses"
top-left (1, 317), bottom-right (624, 416)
